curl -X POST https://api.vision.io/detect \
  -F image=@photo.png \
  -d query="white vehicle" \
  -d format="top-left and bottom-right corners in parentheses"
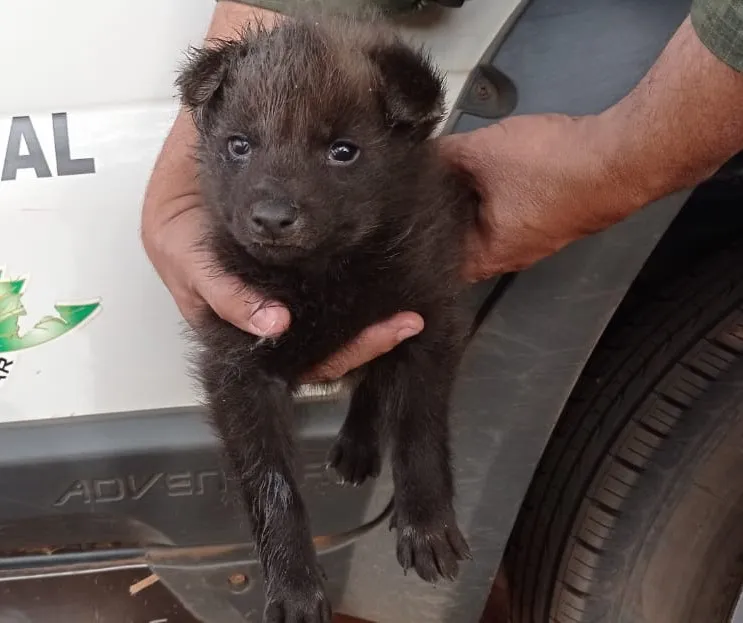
top-left (1, 0), bottom-right (742, 621)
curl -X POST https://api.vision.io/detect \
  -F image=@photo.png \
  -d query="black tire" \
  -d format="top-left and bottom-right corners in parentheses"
top-left (504, 243), bottom-right (743, 623)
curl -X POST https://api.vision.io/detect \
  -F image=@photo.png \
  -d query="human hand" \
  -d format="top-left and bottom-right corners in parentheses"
top-left (142, 201), bottom-right (290, 336)
top-left (439, 113), bottom-right (644, 279)
top-left (305, 115), bottom-right (627, 377)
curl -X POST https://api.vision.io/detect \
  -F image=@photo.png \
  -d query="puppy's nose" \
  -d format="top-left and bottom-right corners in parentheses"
top-left (248, 200), bottom-right (298, 237)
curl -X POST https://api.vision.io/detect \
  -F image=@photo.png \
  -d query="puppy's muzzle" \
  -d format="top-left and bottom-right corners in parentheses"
top-left (248, 199), bottom-right (299, 240)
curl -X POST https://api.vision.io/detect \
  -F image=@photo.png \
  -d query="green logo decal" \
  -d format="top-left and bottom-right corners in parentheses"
top-left (0, 269), bottom-right (101, 354)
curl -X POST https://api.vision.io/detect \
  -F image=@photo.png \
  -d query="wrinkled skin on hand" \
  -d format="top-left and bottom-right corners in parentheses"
top-left (439, 113), bottom-right (638, 279)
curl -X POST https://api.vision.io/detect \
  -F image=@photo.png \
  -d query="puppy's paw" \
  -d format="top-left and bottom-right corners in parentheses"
top-left (263, 573), bottom-right (331, 623)
top-left (389, 507), bottom-right (472, 583)
top-left (326, 431), bottom-right (381, 486)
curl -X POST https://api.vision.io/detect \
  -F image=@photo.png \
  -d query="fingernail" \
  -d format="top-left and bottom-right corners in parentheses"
top-left (395, 326), bottom-right (421, 341)
top-left (247, 308), bottom-right (281, 336)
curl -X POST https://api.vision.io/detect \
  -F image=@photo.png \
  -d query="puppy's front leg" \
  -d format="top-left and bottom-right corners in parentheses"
top-left (380, 326), bottom-right (472, 583)
top-left (205, 364), bottom-right (331, 623)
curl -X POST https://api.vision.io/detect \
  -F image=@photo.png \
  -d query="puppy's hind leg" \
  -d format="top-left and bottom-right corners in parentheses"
top-left (327, 369), bottom-right (385, 486)
top-left (205, 363), bottom-right (332, 623)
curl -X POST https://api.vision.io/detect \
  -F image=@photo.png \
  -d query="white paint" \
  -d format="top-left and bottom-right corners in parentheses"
top-left (0, 0), bottom-right (520, 422)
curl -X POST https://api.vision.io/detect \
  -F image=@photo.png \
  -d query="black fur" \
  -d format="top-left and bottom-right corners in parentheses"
top-left (177, 11), bottom-right (476, 623)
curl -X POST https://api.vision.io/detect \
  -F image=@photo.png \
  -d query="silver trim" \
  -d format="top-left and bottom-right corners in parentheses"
top-left (0, 560), bottom-right (147, 583)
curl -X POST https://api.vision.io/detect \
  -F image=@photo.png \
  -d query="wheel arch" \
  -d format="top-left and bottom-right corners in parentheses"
top-left (456, 0), bottom-right (743, 618)
top-left (427, 0), bottom-right (733, 619)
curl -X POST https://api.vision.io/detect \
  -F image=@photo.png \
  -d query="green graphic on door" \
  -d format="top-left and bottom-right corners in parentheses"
top-left (0, 269), bottom-right (100, 354)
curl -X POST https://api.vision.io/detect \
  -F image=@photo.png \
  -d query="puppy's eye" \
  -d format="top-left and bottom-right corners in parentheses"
top-left (328, 140), bottom-right (360, 165)
top-left (227, 136), bottom-right (252, 159)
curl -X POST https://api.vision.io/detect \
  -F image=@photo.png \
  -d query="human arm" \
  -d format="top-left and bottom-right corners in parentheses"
top-left (440, 11), bottom-right (743, 278)
top-left (141, 4), bottom-right (287, 334)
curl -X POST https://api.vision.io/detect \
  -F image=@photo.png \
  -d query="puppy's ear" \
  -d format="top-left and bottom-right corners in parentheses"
top-left (369, 41), bottom-right (446, 140)
top-left (176, 40), bottom-right (238, 129)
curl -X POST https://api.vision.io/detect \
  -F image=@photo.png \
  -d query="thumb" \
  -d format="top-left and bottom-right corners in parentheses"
top-left (438, 127), bottom-right (500, 184)
top-left (198, 273), bottom-right (291, 337)
top-left (437, 133), bottom-right (468, 168)
top-left (438, 131), bottom-right (481, 168)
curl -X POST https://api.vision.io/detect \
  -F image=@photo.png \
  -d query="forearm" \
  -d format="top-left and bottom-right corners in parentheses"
top-left (600, 15), bottom-right (743, 210)
top-left (141, 3), bottom-right (280, 239)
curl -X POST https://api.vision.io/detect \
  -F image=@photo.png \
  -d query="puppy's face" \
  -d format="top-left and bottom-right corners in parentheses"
top-left (177, 18), bottom-right (445, 264)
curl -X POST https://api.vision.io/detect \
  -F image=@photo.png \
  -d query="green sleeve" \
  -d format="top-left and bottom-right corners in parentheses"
top-left (215, 0), bottom-right (427, 15)
top-left (692, 0), bottom-right (743, 72)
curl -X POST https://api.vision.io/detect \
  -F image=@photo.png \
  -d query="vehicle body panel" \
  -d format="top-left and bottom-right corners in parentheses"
top-left (0, 0), bottom-right (520, 422)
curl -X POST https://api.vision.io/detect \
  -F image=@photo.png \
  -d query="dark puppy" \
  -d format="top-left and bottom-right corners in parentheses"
top-left (177, 11), bottom-right (476, 623)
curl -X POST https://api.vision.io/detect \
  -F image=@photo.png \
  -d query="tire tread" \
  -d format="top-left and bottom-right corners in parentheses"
top-left (505, 243), bottom-right (743, 622)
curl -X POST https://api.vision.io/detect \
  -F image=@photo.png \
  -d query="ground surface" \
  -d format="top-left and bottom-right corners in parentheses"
top-left (4, 566), bottom-right (738, 622)
top-left (0, 568), bottom-right (373, 623)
